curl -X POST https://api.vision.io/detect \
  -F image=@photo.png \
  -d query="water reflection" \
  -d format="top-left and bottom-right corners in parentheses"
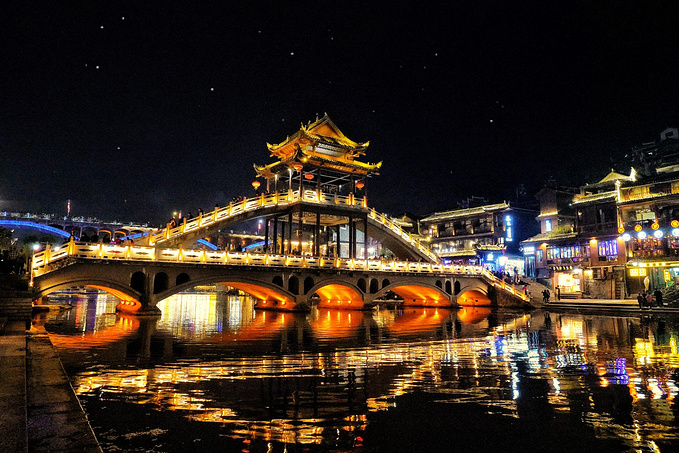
top-left (40, 292), bottom-right (679, 452)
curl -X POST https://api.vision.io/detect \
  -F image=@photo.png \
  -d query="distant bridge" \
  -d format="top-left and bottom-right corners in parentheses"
top-left (0, 213), bottom-right (154, 241)
top-left (31, 239), bottom-right (530, 314)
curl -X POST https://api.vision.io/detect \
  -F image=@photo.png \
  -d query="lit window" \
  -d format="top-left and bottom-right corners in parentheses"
top-left (545, 219), bottom-right (552, 232)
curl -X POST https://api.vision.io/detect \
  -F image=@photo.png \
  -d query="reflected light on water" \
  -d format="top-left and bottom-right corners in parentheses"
top-left (41, 292), bottom-right (679, 451)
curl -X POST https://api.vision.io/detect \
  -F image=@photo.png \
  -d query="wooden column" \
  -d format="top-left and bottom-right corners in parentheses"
top-left (264, 218), bottom-right (269, 252)
top-left (298, 205), bottom-right (304, 255)
top-left (315, 211), bottom-right (321, 256)
top-left (288, 211), bottom-right (293, 254)
top-left (349, 215), bottom-right (354, 259)
top-left (364, 214), bottom-right (368, 259)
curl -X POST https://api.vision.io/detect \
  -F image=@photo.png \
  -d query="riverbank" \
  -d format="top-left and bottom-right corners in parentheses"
top-left (0, 318), bottom-right (102, 452)
top-left (539, 297), bottom-right (679, 314)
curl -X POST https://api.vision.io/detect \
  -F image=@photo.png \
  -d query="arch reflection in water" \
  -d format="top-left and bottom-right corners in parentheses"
top-left (457, 306), bottom-right (492, 325)
top-left (42, 292), bottom-right (679, 452)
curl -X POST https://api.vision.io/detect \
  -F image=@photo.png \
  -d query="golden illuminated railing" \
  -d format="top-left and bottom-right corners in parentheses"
top-left (139, 189), bottom-right (438, 262)
top-left (30, 239), bottom-right (529, 302)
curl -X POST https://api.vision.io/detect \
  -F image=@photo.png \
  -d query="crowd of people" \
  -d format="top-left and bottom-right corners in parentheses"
top-left (637, 289), bottom-right (664, 309)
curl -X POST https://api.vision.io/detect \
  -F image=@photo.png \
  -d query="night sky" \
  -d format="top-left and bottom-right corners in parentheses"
top-left (3, 2), bottom-right (679, 225)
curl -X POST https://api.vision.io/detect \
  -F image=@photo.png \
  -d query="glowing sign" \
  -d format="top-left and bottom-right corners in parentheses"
top-left (523, 246), bottom-right (535, 255)
top-left (505, 215), bottom-right (513, 242)
top-left (629, 268), bottom-right (647, 277)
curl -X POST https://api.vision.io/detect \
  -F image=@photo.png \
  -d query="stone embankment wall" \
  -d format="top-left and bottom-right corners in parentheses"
top-left (491, 286), bottom-right (533, 309)
top-left (0, 291), bottom-right (32, 320)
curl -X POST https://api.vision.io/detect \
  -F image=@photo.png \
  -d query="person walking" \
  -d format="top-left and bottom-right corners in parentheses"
top-left (555, 286), bottom-right (561, 301)
top-left (637, 293), bottom-right (645, 309)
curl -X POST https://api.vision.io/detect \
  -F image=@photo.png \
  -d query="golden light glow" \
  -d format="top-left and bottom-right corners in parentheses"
top-left (457, 290), bottom-right (491, 306)
top-left (311, 308), bottom-right (364, 337)
top-left (457, 306), bottom-right (492, 324)
top-left (219, 282), bottom-right (295, 310)
top-left (387, 308), bottom-right (451, 334)
top-left (49, 316), bottom-right (141, 349)
top-left (315, 284), bottom-right (364, 309)
top-left (389, 285), bottom-right (448, 307)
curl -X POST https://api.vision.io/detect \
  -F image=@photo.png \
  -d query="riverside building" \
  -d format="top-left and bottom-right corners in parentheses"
top-left (419, 199), bottom-right (538, 275)
top-left (523, 128), bottom-right (679, 299)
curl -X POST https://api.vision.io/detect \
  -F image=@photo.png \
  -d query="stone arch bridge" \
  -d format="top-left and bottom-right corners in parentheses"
top-left (31, 241), bottom-right (530, 315)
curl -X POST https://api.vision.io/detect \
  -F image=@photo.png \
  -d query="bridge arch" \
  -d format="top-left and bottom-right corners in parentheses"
top-left (306, 280), bottom-right (366, 310)
top-left (369, 278), bottom-right (379, 294)
top-left (33, 278), bottom-right (142, 307)
top-left (303, 277), bottom-right (315, 294)
top-left (456, 282), bottom-right (491, 306)
top-left (288, 276), bottom-right (299, 295)
top-left (153, 272), bottom-right (169, 294)
top-left (176, 273), bottom-right (190, 285)
top-left (374, 281), bottom-right (452, 307)
top-left (130, 271), bottom-right (146, 293)
top-left (153, 274), bottom-right (301, 311)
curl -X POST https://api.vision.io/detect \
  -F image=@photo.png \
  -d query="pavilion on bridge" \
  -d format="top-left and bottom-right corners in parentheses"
top-left (252, 114), bottom-right (383, 259)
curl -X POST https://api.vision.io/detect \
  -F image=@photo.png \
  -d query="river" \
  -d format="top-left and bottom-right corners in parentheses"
top-left (35, 291), bottom-right (679, 452)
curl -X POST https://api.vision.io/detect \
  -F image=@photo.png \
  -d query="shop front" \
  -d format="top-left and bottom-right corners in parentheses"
top-left (551, 266), bottom-right (582, 297)
top-left (627, 262), bottom-right (679, 294)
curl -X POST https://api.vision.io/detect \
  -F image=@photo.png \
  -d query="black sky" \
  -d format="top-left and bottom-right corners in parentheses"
top-left (2, 1), bottom-right (679, 224)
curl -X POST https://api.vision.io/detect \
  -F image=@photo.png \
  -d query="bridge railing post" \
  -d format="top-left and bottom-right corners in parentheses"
top-left (43, 244), bottom-right (51, 265)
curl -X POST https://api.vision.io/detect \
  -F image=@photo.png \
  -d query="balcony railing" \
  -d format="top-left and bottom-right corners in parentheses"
top-left (142, 189), bottom-right (439, 263)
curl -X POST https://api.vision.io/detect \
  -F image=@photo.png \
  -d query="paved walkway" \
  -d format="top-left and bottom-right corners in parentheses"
top-left (0, 318), bottom-right (101, 453)
top-left (27, 329), bottom-right (102, 452)
top-left (542, 297), bottom-right (679, 313)
top-left (0, 319), bottom-right (28, 453)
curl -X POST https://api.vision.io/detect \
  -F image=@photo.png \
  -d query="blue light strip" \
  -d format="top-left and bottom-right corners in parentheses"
top-left (0, 220), bottom-right (77, 239)
top-left (117, 232), bottom-right (149, 241)
top-left (197, 238), bottom-right (218, 250)
top-left (243, 240), bottom-right (265, 251)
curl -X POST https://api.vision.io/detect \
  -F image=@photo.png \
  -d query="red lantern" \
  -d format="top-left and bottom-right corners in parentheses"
top-left (292, 162), bottom-right (303, 172)
top-left (304, 172), bottom-right (314, 180)
top-left (252, 180), bottom-right (261, 190)
top-left (355, 181), bottom-right (365, 190)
